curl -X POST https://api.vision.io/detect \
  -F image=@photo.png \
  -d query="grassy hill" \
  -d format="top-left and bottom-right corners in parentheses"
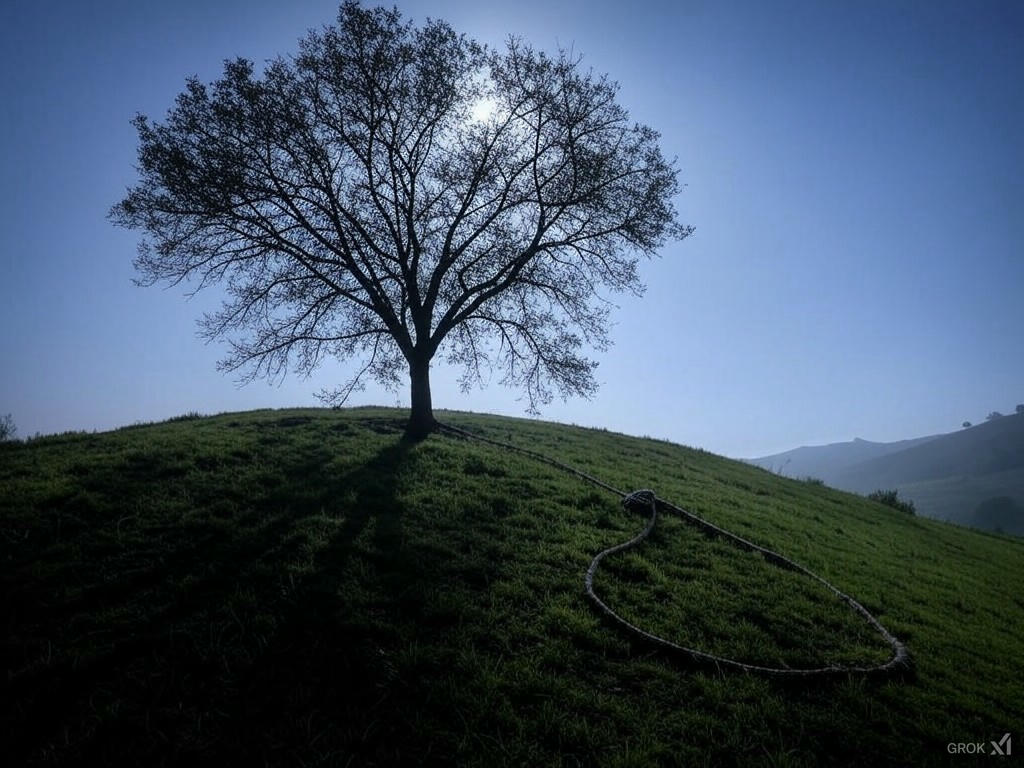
top-left (749, 414), bottom-right (1024, 534)
top-left (836, 412), bottom-right (1024, 491)
top-left (893, 468), bottom-right (1024, 535)
top-left (3, 408), bottom-right (1022, 766)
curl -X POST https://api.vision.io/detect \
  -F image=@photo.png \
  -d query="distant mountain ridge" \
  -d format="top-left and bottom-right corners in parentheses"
top-left (836, 413), bottom-right (1024, 490)
top-left (747, 413), bottom-right (1024, 534)
top-left (745, 434), bottom-right (942, 482)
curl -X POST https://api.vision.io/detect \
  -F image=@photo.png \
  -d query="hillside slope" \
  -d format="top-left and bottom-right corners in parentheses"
top-left (837, 414), bottom-right (1024, 533)
top-left (749, 414), bottom-right (1024, 533)
top-left (836, 412), bottom-right (1024, 490)
top-left (2, 408), bottom-right (1022, 766)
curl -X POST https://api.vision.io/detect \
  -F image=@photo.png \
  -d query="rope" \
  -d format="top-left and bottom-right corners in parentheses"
top-left (437, 421), bottom-right (912, 680)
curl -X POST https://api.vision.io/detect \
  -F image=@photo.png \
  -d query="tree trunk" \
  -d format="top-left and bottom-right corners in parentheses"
top-left (405, 354), bottom-right (435, 440)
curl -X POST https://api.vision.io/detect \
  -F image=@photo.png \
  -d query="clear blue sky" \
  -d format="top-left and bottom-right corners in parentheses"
top-left (2, 0), bottom-right (1022, 457)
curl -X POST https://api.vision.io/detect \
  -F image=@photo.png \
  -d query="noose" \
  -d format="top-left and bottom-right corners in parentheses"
top-left (438, 422), bottom-right (911, 680)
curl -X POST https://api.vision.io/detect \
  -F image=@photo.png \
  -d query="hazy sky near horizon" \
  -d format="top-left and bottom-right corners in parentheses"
top-left (2, 0), bottom-right (1022, 457)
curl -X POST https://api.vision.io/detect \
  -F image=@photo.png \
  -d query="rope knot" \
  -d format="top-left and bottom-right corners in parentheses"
top-left (623, 489), bottom-right (656, 512)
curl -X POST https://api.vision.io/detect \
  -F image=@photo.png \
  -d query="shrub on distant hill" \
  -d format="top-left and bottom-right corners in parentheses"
top-left (867, 489), bottom-right (916, 515)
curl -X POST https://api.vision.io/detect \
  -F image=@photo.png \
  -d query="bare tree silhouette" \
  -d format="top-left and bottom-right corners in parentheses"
top-left (112, 2), bottom-right (691, 437)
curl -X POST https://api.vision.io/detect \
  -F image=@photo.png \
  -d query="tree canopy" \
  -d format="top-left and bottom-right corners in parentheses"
top-left (112, 2), bottom-right (691, 436)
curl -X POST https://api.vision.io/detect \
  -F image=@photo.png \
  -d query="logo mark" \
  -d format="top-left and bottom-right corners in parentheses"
top-left (991, 733), bottom-right (1011, 756)
top-left (947, 734), bottom-right (1012, 757)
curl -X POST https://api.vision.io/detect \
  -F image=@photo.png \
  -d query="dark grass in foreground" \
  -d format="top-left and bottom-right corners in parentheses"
top-left (2, 408), bottom-right (1022, 766)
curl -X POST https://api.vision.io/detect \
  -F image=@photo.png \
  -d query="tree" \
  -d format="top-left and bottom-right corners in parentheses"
top-left (986, 411), bottom-right (1004, 422)
top-left (962, 421), bottom-right (972, 429)
top-left (0, 413), bottom-right (15, 441)
top-left (1016, 404), bottom-right (1023, 415)
top-left (111, 3), bottom-right (690, 438)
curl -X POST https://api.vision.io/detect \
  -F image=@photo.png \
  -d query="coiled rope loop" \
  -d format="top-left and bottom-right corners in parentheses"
top-left (437, 422), bottom-right (911, 680)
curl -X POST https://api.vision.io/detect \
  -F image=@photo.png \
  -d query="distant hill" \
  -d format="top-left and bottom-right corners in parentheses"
top-left (836, 412), bottom-right (1024, 490)
top-left (749, 413), bottom-right (1024, 534)
top-left (746, 434), bottom-right (941, 484)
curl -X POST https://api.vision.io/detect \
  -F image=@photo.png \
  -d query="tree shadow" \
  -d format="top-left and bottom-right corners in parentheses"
top-left (209, 433), bottom-right (446, 764)
top-left (6, 428), bottom-right (441, 766)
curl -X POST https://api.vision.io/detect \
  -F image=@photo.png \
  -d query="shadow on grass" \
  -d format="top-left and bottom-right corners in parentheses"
top-left (5, 428), bottom-right (452, 766)
top-left (214, 435), bottom-right (430, 760)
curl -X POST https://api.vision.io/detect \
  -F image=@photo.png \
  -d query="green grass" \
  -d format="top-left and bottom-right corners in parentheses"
top-left (3, 407), bottom-right (1022, 766)
top-left (897, 467), bottom-right (1024, 532)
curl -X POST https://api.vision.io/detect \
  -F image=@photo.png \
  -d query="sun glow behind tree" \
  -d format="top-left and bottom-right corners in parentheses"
top-left (112, 2), bottom-right (690, 438)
